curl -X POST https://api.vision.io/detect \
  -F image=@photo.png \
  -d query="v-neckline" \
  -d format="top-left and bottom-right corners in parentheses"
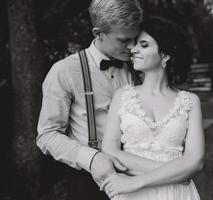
top-left (132, 87), bottom-right (181, 127)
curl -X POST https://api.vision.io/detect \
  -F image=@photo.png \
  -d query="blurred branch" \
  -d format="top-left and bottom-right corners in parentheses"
top-left (0, 79), bottom-right (7, 89)
top-left (43, 0), bottom-right (71, 20)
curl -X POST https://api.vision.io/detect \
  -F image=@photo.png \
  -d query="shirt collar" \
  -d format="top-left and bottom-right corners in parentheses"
top-left (87, 40), bottom-right (110, 69)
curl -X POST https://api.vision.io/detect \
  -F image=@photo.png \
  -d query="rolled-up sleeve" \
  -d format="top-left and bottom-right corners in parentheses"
top-left (36, 61), bottom-right (98, 171)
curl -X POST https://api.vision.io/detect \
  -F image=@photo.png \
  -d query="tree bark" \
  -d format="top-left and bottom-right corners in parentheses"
top-left (8, 0), bottom-right (45, 199)
top-left (0, 0), bottom-right (12, 197)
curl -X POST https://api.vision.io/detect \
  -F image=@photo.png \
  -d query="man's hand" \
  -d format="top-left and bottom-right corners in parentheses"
top-left (90, 152), bottom-right (127, 184)
top-left (181, 178), bottom-right (191, 185)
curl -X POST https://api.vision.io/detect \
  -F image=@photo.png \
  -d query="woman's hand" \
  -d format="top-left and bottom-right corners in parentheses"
top-left (100, 173), bottom-right (141, 199)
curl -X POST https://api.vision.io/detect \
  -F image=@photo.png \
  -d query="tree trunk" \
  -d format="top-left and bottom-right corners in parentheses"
top-left (0, 0), bottom-right (12, 198)
top-left (8, 0), bottom-right (45, 199)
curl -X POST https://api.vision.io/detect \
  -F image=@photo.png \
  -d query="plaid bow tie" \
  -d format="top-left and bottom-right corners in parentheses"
top-left (100, 59), bottom-right (123, 71)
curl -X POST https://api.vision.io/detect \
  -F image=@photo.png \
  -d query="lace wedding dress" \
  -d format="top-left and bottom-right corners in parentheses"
top-left (115, 85), bottom-right (200, 200)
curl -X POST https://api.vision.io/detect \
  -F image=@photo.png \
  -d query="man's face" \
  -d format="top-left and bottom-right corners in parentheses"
top-left (100, 25), bottom-right (139, 61)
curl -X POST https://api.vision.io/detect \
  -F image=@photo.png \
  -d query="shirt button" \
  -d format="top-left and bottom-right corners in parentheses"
top-left (111, 75), bottom-right (114, 78)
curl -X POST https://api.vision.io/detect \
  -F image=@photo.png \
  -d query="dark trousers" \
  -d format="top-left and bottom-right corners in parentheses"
top-left (67, 169), bottom-right (109, 200)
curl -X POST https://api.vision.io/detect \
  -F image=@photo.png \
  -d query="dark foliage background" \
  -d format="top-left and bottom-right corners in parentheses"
top-left (0, 0), bottom-right (213, 200)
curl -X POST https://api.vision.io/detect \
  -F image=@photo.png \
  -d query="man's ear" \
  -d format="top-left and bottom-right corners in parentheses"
top-left (92, 27), bottom-right (102, 40)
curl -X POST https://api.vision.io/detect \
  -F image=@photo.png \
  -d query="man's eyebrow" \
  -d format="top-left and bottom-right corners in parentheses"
top-left (118, 38), bottom-right (131, 42)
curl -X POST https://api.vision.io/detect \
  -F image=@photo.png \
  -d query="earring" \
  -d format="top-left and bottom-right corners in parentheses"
top-left (161, 54), bottom-right (170, 69)
top-left (162, 60), bottom-right (167, 69)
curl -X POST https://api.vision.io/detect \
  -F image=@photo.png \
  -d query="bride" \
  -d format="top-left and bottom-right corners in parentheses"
top-left (101, 16), bottom-right (205, 200)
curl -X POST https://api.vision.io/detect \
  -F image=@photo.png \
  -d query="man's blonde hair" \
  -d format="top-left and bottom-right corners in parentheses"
top-left (89, 0), bottom-right (143, 32)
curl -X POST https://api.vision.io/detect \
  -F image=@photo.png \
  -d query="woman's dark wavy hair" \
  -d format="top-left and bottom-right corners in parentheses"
top-left (140, 15), bottom-right (193, 88)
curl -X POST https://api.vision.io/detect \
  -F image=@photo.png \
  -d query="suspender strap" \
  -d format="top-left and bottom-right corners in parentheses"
top-left (78, 50), bottom-right (98, 149)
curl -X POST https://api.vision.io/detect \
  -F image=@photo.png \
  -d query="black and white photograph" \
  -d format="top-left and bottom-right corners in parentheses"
top-left (0, 0), bottom-right (213, 200)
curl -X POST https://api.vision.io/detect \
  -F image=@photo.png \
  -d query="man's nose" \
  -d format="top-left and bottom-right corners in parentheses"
top-left (130, 45), bottom-right (138, 54)
top-left (127, 40), bottom-right (135, 50)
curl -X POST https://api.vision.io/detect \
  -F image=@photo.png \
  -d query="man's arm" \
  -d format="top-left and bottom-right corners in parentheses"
top-left (36, 61), bottom-right (98, 171)
top-left (89, 151), bottom-right (128, 185)
top-left (36, 60), bottom-right (126, 182)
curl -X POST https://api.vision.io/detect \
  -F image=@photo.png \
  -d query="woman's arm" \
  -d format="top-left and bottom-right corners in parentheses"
top-left (102, 93), bottom-right (205, 198)
top-left (102, 89), bottom-right (163, 175)
top-left (133, 93), bottom-right (205, 187)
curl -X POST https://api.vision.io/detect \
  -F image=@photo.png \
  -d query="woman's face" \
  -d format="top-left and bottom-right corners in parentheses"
top-left (131, 31), bottom-right (162, 72)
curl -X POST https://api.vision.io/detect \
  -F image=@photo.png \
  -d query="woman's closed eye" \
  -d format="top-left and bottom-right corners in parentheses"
top-left (139, 41), bottom-right (149, 48)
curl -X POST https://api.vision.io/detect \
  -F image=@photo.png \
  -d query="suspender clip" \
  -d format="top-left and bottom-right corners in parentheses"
top-left (84, 91), bottom-right (94, 95)
top-left (88, 141), bottom-right (99, 149)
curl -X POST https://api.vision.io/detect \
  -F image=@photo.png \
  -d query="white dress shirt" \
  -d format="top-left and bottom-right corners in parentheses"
top-left (37, 41), bottom-right (132, 172)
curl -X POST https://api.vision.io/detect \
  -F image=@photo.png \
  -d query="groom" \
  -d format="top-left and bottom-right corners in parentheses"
top-left (36, 0), bottom-right (143, 199)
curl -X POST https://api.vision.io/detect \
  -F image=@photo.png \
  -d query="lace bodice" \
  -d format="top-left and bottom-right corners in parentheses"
top-left (119, 85), bottom-right (192, 162)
